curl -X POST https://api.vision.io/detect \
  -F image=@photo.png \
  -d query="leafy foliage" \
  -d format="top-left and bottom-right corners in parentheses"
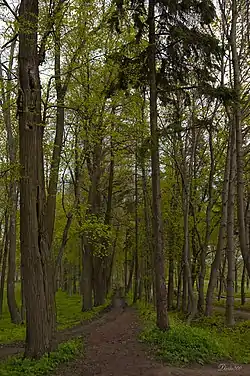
top-left (137, 302), bottom-right (250, 365)
top-left (0, 339), bottom-right (82, 376)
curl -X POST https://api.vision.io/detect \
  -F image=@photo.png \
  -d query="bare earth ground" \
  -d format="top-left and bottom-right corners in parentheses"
top-left (53, 307), bottom-right (250, 376)
top-left (1, 307), bottom-right (250, 375)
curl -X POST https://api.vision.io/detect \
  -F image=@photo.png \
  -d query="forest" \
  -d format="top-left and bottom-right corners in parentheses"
top-left (0, 0), bottom-right (250, 375)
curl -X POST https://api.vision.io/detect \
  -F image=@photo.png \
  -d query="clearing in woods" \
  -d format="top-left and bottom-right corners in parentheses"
top-left (52, 307), bottom-right (250, 376)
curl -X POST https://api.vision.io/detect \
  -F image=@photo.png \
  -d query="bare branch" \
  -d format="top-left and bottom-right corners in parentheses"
top-left (0, 0), bottom-right (18, 20)
top-left (1, 33), bottom-right (18, 50)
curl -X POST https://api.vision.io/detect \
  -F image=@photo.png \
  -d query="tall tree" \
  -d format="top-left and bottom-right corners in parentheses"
top-left (148, 0), bottom-right (169, 331)
top-left (18, 0), bottom-right (55, 358)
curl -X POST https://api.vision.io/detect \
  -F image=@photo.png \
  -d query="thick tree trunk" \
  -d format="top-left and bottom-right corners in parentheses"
top-left (18, 0), bottom-right (55, 358)
top-left (93, 258), bottom-right (105, 307)
top-left (148, 0), bottom-right (169, 330)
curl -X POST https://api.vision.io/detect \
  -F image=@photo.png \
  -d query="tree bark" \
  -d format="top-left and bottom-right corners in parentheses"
top-left (0, 216), bottom-right (9, 316)
top-left (148, 0), bottom-right (169, 330)
top-left (198, 127), bottom-right (214, 313)
top-left (230, 0), bottom-right (250, 278)
top-left (0, 41), bottom-right (21, 324)
top-left (7, 182), bottom-right (21, 324)
top-left (167, 257), bottom-right (174, 310)
top-left (241, 263), bottom-right (246, 306)
top-left (205, 136), bottom-right (230, 315)
top-left (133, 151), bottom-right (139, 303)
top-left (226, 122), bottom-right (236, 326)
top-left (18, 0), bottom-right (55, 358)
top-left (82, 238), bottom-right (93, 311)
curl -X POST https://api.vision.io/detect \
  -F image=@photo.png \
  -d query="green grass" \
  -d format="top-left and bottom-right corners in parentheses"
top-left (136, 301), bottom-right (250, 365)
top-left (0, 287), bottom-right (109, 343)
top-left (0, 288), bottom-right (109, 375)
top-left (0, 338), bottom-right (82, 376)
top-left (0, 285), bottom-right (24, 343)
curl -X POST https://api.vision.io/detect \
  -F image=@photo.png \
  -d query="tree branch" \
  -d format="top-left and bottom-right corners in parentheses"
top-left (0, 0), bottom-right (18, 20)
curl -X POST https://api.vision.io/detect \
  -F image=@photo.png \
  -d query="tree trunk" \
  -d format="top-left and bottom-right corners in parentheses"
top-left (176, 263), bottom-right (182, 310)
top-left (124, 231), bottom-right (128, 291)
top-left (218, 256), bottom-right (226, 300)
top-left (230, 0), bottom-right (250, 278)
top-left (141, 158), bottom-right (154, 303)
top-left (148, 0), bottom-right (169, 330)
top-left (133, 152), bottom-right (139, 303)
top-left (54, 213), bottom-right (73, 290)
top-left (106, 226), bottom-right (119, 294)
top-left (18, 0), bottom-right (55, 358)
top-left (198, 127), bottom-right (214, 313)
top-left (82, 239), bottom-right (93, 311)
top-left (167, 257), bottom-right (174, 310)
top-left (7, 183), bottom-right (21, 324)
top-left (73, 266), bottom-right (77, 295)
top-left (21, 267), bottom-right (26, 323)
top-left (0, 217), bottom-right (9, 316)
top-left (241, 263), bottom-right (246, 306)
top-left (182, 258), bottom-right (188, 312)
top-left (126, 250), bottom-right (135, 294)
top-left (226, 123), bottom-right (236, 326)
top-left (0, 41), bottom-right (21, 324)
top-left (182, 127), bottom-right (197, 322)
top-left (235, 261), bottom-right (238, 293)
top-left (205, 137), bottom-right (230, 315)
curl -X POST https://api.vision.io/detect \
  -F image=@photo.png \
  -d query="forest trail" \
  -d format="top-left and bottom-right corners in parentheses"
top-left (53, 307), bottom-right (250, 376)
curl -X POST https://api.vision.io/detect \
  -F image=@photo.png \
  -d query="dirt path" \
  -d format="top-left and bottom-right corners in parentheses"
top-left (53, 307), bottom-right (250, 376)
top-left (0, 308), bottom-right (112, 360)
top-left (214, 305), bottom-right (250, 320)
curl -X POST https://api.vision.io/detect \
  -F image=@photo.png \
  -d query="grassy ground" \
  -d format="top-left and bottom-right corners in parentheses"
top-left (0, 339), bottom-right (82, 376)
top-left (0, 288), bottom-right (108, 343)
top-left (137, 301), bottom-right (250, 365)
top-left (0, 288), bottom-right (109, 375)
